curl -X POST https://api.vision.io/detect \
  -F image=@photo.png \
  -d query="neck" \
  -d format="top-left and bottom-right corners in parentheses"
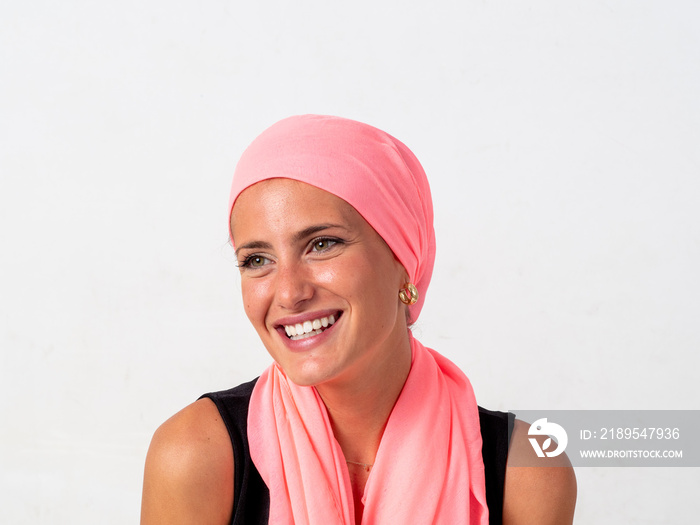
top-left (316, 333), bottom-right (413, 466)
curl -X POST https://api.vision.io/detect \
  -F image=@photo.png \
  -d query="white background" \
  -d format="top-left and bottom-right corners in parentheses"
top-left (1, 1), bottom-right (698, 523)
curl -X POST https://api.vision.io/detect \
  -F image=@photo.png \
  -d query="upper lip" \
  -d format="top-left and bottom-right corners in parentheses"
top-left (272, 309), bottom-right (342, 328)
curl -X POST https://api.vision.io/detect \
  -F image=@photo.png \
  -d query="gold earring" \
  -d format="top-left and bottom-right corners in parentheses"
top-left (399, 283), bottom-right (419, 305)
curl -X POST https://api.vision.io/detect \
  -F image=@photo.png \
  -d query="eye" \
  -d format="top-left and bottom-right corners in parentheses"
top-left (238, 255), bottom-right (271, 269)
top-left (310, 238), bottom-right (338, 252)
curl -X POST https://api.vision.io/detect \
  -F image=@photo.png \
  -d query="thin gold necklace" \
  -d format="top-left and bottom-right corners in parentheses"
top-left (346, 460), bottom-right (373, 472)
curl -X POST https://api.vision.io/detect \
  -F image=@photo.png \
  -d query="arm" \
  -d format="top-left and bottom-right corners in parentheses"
top-left (140, 398), bottom-right (234, 525)
top-left (503, 419), bottom-right (577, 525)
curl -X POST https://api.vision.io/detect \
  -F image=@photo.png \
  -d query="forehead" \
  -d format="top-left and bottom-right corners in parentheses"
top-left (230, 178), bottom-right (362, 241)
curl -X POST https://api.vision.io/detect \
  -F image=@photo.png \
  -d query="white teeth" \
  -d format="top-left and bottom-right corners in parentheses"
top-left (283, 314), bottom-right (339, 339)
top-left (290, 329), bottom-right (323, 341)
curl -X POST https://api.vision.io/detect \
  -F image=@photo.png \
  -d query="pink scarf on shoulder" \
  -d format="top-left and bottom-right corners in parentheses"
top-left (248, 335), bottom-right (489, 524)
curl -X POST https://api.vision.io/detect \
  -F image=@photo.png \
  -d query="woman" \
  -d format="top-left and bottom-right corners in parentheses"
top-left (141, 115), bottom-right (576, 524)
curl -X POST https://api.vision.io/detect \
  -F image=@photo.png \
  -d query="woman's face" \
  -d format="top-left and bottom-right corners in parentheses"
top-left (231, 178), bottom-right (410, 388)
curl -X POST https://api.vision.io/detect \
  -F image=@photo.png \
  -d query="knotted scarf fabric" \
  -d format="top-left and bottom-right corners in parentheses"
top-left (248, 335), bottom-right (489, 524)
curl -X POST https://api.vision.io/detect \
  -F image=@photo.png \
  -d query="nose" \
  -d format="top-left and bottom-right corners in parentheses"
top-left (274, 261), bottom-right (314, 310)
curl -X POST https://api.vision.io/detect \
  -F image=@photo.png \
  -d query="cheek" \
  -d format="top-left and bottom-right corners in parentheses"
top-left (313, 256), bottom-right (371, 296)
top-left (310, 264), bottom-right (342, 287)
top-left (344, 254), bottom-right (403, 307)
top-left (240, 279), bottom-right (270, 324)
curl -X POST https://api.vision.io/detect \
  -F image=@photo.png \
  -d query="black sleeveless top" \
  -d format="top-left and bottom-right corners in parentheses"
top-left (202, 378), bottom-right (514, 525)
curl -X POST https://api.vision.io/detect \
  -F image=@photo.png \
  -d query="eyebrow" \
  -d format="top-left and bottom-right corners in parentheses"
top-left (234, 224), bottom-right (347, 256)
top-left (293, 223), bottom-right (346, 242)
top-left (234, 240), bottom-right (272, 256)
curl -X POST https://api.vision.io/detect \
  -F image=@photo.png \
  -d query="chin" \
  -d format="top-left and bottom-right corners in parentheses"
top-left (274, 359), bottom-right (342, 389)
top-left (280, 367), bottom-right (328, 388)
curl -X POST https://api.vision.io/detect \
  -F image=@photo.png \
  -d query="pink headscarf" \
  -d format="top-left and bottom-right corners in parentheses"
top-left (230, 115), bottom-right (488, 524)
top-left (228, 114), bottom-right (436, 320)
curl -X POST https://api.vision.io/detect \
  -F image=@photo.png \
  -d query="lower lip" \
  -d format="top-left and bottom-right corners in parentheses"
top-left (277, 318), bottom-right (339, 351)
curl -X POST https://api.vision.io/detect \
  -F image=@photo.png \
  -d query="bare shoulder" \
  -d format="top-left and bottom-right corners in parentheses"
top-left (140, 398), bottom-right (234, 525)
top-left (503, 419), bottom-right (577, 525)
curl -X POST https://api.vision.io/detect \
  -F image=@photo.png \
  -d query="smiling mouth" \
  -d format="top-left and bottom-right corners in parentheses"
top-left (283, 313), bottom-right (340, 340)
